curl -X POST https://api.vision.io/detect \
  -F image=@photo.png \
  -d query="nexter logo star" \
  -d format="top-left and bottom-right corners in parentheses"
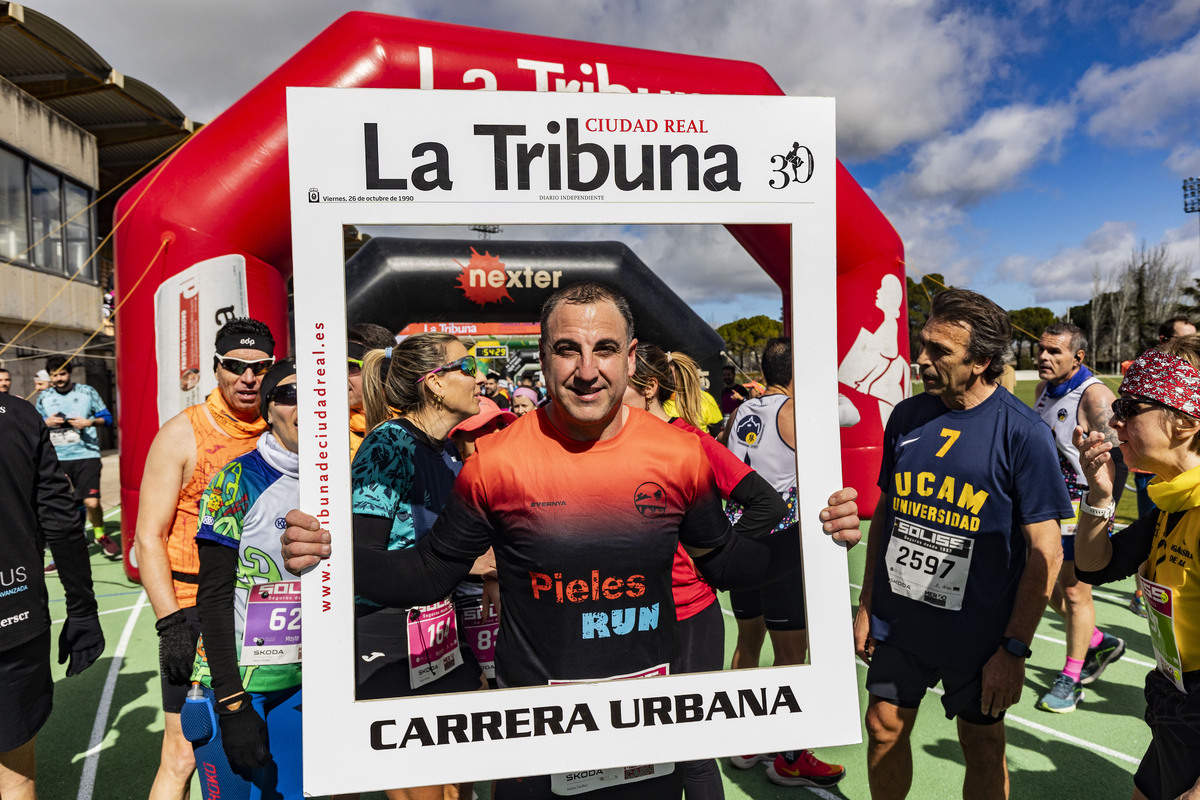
top-left (453, 247), bottom-right (565, 307)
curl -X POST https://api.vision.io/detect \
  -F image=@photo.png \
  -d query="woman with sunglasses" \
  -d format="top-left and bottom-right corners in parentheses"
top-left (623, 343), bottom-right (791, 800)
top-left (1072, 339), bottom-right (1200, 800)
top-left (352, 333), bottom-right (488, 800)
top-left (188, 359), bottom-right (304, 799)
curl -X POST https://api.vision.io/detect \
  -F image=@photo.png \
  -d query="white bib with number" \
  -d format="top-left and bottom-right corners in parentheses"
top-left (240, 580), bottom-right (302, 665)
top-left (884, 518), bottom-right (974, 611)
top-left (549, 665), bottom-right (673, 795)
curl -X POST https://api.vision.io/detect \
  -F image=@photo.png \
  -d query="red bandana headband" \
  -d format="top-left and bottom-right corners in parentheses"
top-left (1119, 349), bottom-right (1200, 417)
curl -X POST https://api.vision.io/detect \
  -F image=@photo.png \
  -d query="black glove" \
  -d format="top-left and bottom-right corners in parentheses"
top-left (58, 613), bottom-right (105, 677)
top-left (216, 692), bottom-right (270, 775)
top-left (156, 610), bottom-right (199, 685)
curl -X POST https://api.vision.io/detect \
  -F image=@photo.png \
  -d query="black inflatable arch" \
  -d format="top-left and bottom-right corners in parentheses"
top-left (345, 237), bottom-right (727, 388)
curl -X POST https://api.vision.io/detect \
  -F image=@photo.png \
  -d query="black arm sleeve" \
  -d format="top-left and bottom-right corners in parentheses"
top-left (727, 472), bottom-right (788, 540)
top-left (352, 514), bottom-right (474, 608)
top-left (38, 425), bottom-right (97, 621)
top-left (196, 540), bottom-right (243, 700)
top-left (693, 523), bottom-right (801, 591)
top-left (1074, 511), bottom-right (1164, 586)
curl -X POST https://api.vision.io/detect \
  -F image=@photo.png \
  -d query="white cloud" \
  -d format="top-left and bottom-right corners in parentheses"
top-left (1168, 144), bottom-right (1200, 176)
top-left (889, 103), bottom-right (1075, 207)
top-left (994, 221), bottom-right (1144, 304)
top-left (29, 0), bottom-right (1002, 160)
top-left (1077, 31), bottom-right (1200, 150)
top-left (1129, 0), bottom-right (1200, 44)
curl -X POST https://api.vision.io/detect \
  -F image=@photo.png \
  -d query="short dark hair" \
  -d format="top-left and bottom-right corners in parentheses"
top-left (1042, 321), bottom-right (1086, 356)
top-left (761, 337), bottom-right (792, 386)
top-left (214, 317), bottom-right (273, 349)
top-left (45, 355), bottom-right (72, 374)
top-left (539, 282), bottom-right (634, 352)
top-left (347, 322), bottom-right (396, 351)
top-left (928, 289), bottom-right (1012, 383)
top-left (1159, 316), bottom-right (1194, 341)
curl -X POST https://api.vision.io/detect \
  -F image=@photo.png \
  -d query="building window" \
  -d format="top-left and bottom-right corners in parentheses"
top-left (64, 181), bottom-right (94, 280)
top-left (30, 163), bottom-right (63, 273)
top-left (0, 146), bottom-right (95, 281)
top-left (0, 149), bottom-right (28, 263)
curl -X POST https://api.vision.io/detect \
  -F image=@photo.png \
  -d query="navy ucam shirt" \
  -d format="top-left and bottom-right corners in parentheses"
top-left (870, 388), bottom-right (1072, 672)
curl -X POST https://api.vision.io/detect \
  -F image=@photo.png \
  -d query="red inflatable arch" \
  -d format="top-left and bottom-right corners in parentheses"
top-left (114, 12), bottom-right (905, 580)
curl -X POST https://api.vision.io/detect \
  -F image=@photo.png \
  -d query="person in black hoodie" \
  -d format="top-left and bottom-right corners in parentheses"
top-left (0, 393), bottom-right (104, 799)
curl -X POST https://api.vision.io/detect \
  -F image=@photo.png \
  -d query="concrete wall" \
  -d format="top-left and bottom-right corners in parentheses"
top-left (0, 76), bottom-right (97, 186)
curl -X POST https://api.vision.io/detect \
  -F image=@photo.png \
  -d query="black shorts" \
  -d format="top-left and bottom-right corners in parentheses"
top-left (1135, 669), bottom-right (1200, 800)
top-left (728, 565), bottom-right (806, 630)
top-left (62, 458), bottom-right (101, 502)
top-left (676, 601), bottom-right (725, 674)
top-left (0, 631), bottom-right (54, 751)
top-left (865, 640), bottom-right (1002, 726)
top-left (160, 606), bottom-right (201, 714)
top-left (354, 605), bottom-right (483, 700)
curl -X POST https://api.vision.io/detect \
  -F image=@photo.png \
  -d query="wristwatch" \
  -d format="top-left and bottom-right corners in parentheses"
top-left (1001, 636), bottom-right (1032, 658)
top-left (1079, 495), bottom-right (1116, 519)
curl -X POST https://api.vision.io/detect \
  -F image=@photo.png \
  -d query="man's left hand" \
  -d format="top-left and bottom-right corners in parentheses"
top-left (58, 613), bottom-right (105, 677)
top-left (68, 417), bottom-right (91, 430)
top-left (820, 487), bottom-right (861, 548)
top-left (980, 648), bottom-right (1024, 717)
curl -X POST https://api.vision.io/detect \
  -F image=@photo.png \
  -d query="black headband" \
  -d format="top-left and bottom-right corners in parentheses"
top-left (216, 331), bottom-right (275, 357)
top-left (259, 358), bottom-right (297, 423)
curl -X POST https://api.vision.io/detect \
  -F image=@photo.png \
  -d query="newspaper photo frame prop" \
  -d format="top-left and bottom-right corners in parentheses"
top-left (288, 88), bottom-right (856, 795)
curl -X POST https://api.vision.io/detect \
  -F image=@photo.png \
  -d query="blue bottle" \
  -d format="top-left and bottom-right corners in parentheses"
top-left (180, 683), bottom-right (251, 800)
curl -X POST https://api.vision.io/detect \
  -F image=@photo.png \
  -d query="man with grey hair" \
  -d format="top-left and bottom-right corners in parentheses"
top-left (1031, 322), bottom-right (1126, 712)
top-left (855, 288), bottom-right (1070, 799)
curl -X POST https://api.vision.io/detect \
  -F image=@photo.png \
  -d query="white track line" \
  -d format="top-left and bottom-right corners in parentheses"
top-left (75, 591), bottom-right (148, 800)
top-left (52, 603), bottom-right (142, 625)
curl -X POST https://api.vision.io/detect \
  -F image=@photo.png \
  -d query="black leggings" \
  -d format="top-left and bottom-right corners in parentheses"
top-left (677, 601), bottom-right (726, 800)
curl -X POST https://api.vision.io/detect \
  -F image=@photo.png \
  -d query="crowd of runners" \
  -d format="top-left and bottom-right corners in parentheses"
top-left (1, 281), bottom-right (1198, 800)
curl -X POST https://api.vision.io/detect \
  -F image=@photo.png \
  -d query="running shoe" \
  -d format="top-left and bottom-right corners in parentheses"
top-left (1036, 673), bottom-right (1083, 713)
top-left (1128, 595), bottom-right (1148, 618)
top-left (44, 562), bottom-right (57, 573)
top-left (765, 750), bottom-right (846, 788)
top-left (95, 533), bottom-right (121, 558)
top-left (1080, 633), bottom-right (1126, 685)
top-left (728, 753), bottom-right (775, 770)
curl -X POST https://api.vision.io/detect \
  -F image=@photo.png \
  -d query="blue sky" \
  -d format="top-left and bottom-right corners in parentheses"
top-left (31, 0), bottom-right (1200, 326)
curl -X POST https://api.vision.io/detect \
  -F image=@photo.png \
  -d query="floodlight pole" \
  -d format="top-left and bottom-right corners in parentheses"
top-left (1186, 177), bottom-right (1200, 266)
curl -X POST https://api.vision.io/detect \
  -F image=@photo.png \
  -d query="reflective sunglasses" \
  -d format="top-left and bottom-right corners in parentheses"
top-left (268, 383), bottom-right (298, 407)
top-left (418, 355), bottom-right (481, 383)
top-left (214, 355), bottom-right (275, 376)
top-left (1110, 396), bottom-right (1171, 423)
top-left (347, 358), bottom-right (363, 377)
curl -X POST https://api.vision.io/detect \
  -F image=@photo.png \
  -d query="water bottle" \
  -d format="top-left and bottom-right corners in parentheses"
top-left (180, 683), bottom-right (251, 800)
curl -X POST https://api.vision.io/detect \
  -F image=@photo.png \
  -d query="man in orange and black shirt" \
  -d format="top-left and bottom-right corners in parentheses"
top-left (135, 317), bottom-right (276, 800)
top-left (285, 283), bottom-right (860, 799)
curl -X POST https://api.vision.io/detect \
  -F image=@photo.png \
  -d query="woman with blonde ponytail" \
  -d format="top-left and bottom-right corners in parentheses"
top-left (351, 332), bottom-right (487, 800)
top-left (624, 343), bottom-right (789, 800)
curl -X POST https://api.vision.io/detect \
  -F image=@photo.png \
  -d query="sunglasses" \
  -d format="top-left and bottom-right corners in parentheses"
top-left (1110, 396), bottom-right (1171, 422)
top-left (268, 383), bottom-right (298, 407)
top-left (214, 355), bottom-right (275, 376)
top-left (347, 358), bottom-right (363, 377)
top-left (418, 355), bottom-right (481, 383)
